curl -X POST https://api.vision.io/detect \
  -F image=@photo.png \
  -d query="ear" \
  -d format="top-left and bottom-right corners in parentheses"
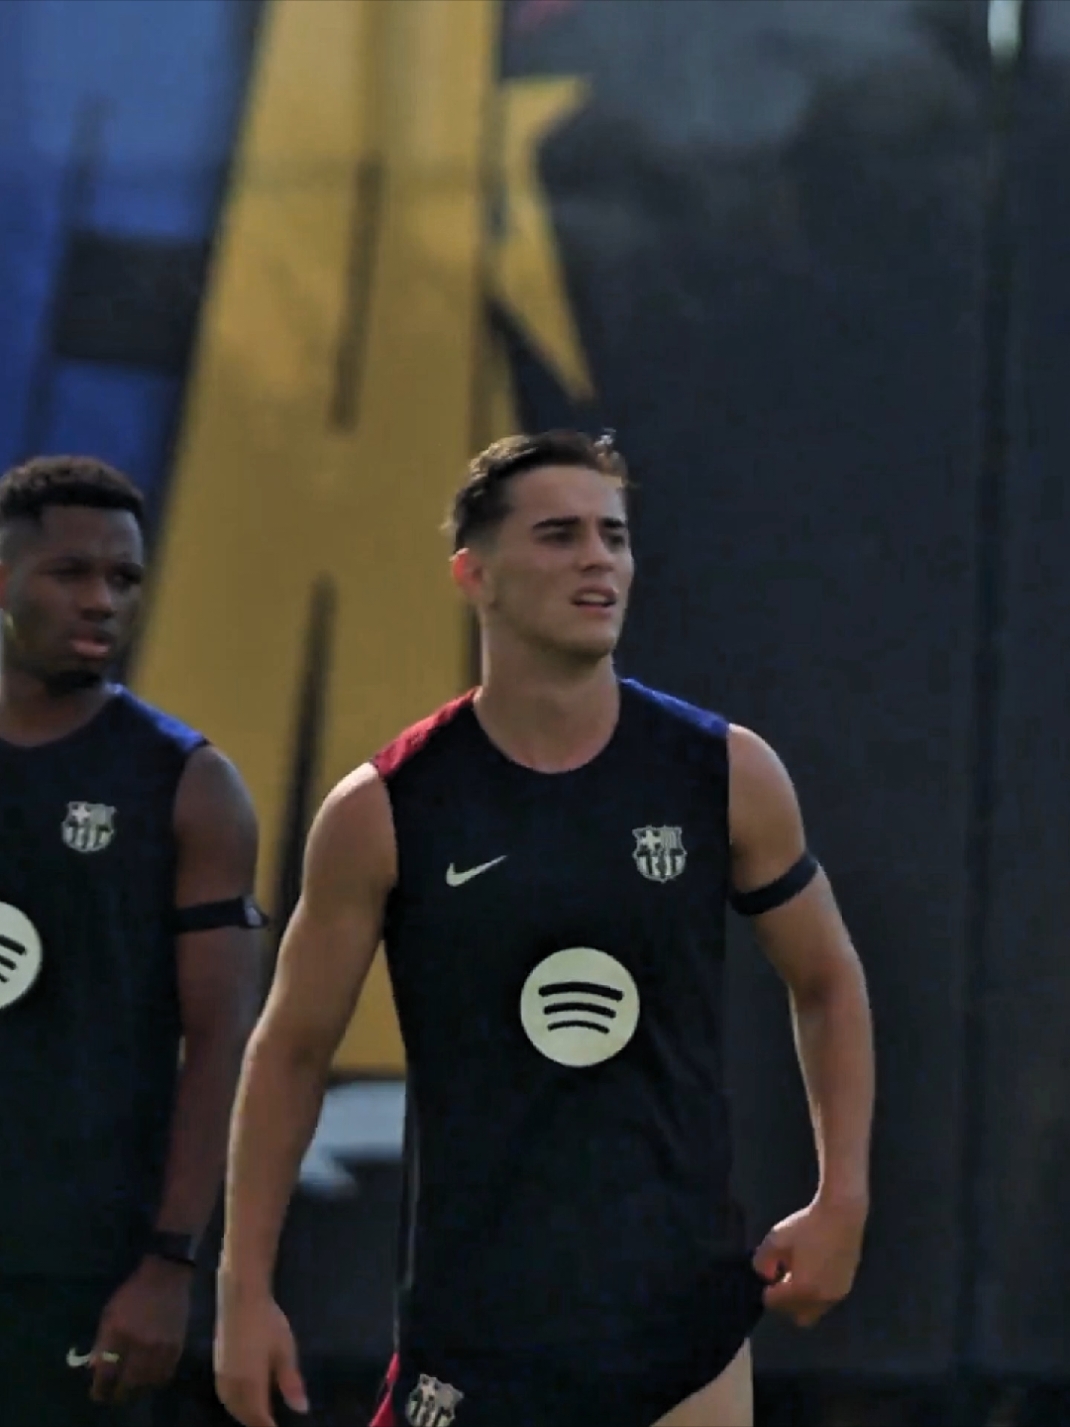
top-left (450, 547), bottom-right (487, 606)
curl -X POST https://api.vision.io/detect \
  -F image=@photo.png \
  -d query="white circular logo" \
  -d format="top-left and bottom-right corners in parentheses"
top-left (520, 947), bottom-right (640, 1068)
top-left (0, 902), bottom-right (42, 1010)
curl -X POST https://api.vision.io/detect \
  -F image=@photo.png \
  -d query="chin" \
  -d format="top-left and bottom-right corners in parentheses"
top-left (43, 667), bottom-right (108, 695)
top-left (558, 634), bottom-right (619, 662)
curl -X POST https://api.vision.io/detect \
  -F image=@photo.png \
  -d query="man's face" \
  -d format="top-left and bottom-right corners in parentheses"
top-left (0, 505), bottom-right (144, 690)
top-left (456, 464), bottom-right (634, 663)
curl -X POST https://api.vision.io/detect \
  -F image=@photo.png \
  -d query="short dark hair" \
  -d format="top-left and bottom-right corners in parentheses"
top-left (0, 455), bottom-right (144, 551)
top-left (448, 429), bottom-right (628, 552)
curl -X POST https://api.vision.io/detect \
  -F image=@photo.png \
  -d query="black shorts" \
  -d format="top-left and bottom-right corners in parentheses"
top-left (371, 1258), bottom-right (765, 1427)
top-left (0, 1276), bottom-right (175, 1427)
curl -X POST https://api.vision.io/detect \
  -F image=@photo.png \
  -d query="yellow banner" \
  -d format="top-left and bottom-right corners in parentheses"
top-left (134, 0), bottom-right (591, 1075)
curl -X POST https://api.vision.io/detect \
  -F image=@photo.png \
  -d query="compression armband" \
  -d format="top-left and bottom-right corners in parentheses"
top-left (729, 851), bottom-right (819, 917)
top-left (173, 896), bottom-right (269, 934)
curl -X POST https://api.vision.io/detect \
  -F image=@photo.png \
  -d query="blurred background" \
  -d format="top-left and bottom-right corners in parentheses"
top-left (5, 0), bottom-right (1070, 1422)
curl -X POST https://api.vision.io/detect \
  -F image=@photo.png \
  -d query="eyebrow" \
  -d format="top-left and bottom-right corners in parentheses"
top-left (41, 550), bottom-right (145, 569)
top-left (531, 515), bottom-right (629, 533)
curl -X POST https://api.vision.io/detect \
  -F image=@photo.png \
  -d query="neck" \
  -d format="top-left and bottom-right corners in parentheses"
top-left (474, 638), bottom-right (620, 773)
top-left (0, 659), bottom-right (112, 747)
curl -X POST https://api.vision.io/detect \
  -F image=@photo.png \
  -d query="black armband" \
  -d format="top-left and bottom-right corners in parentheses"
top-left (729, 851), bottom-right (820, 917)
top-left (173, 896), bottom-right (269, 935)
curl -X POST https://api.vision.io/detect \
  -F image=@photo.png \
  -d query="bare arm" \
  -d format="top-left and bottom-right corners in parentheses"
top-left (158, 745), bottom-right (265, 1245)
top-left (729, 725), bottom-right (874, 1210)
top-left (88, 745), bottom-right (264, 1406)
top-left (219, 763), bottom-right (395, 1294)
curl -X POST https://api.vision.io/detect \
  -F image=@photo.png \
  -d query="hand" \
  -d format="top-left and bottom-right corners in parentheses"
top-left (88, 1255), bottom-right (193, 1404)
top-left (214, 1281), bottom-right (308, 1427)
top-left (752, 1194), bottom-right (867, 1328)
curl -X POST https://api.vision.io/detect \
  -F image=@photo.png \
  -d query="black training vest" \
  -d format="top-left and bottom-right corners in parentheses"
top-left (0, 687), bottom-right (205, 1277)
top-left (374, 678), bottom-right (746, 1357)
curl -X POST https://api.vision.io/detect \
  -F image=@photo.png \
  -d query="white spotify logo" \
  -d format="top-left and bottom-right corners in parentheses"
top-left (0, 902), bottom-right (42, 1011)
top-left (520, 948), bottom-right (640, 1068)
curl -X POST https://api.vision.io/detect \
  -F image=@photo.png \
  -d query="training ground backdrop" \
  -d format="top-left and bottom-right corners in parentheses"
top-left (3, 0), bottom-right (1070, 1406)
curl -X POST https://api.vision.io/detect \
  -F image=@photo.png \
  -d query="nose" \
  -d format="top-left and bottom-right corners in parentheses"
top-left (80, 575), bottom-right (118, 618)
top-left (577, 530), bottom-right (615, 570)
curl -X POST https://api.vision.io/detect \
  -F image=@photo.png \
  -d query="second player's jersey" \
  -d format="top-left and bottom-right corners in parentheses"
top-left (0, 687), bottom-right (205, 1277)
top-left (373, 678), bottom-right (745, 1357)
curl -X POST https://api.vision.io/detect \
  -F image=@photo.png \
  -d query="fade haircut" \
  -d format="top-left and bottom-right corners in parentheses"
top-left (448, 430), bottom-right (629, 552)
top-left (0, 455), bottom-right (144, 557)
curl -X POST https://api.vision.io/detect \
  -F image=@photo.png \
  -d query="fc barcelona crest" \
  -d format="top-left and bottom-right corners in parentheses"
top-left (632, 825), bottom-right (686, 883)
top-left (61, 802), bottom-right (116, 855)
top-left (406, 1374), bottom-right (464, 1427)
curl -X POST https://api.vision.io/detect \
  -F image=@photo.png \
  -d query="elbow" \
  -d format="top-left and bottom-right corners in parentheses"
top-left (789, 948), bottom-right (868, 1012)
top-left (243, 1015), bottom-right (335, 1087)
top-left (180, 1015), bottom-right (255, 1073)
top-left (181, 984), bottom-right (263, 1064)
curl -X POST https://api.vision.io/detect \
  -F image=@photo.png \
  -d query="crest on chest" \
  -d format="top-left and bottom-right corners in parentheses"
top-left (632, 825), bottom-right (686, 883)
top-left (61, 802), bottom-right (116, 854)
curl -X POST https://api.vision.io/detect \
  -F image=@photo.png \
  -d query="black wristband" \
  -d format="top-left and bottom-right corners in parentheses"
top-left (145, 1230), bottom-right (199, 1268)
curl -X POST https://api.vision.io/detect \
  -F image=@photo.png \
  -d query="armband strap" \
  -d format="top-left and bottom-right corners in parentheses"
top-left (729, 851), bottom-right (819, 917)
top-left (173, 896), bottom-right (269, 934)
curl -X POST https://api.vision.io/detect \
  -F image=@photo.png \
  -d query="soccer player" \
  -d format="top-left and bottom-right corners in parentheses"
top-left (215, 431), bottom-right (874, 1427)
top-left (0, 456), bottom-right (266, 1426)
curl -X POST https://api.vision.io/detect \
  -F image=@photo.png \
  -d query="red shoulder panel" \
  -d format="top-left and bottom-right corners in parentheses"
top-left (371, 691), bottom-right (476, 782)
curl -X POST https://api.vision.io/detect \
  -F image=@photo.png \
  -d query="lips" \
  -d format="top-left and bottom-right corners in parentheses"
top-left (68, 631), bottom-right (115, 659)
top-left (572, 588), bottom-right (617, 608)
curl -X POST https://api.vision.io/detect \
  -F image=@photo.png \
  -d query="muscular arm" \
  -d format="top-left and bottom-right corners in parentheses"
top-left (219, 763), bottom-right (395, 1294)
top-left (87, 746), bottom-right (265, 1406)
top-left (156, 745), bottom-right (265, 1244)
top-left (729, 725), bottom-right (874, 1209)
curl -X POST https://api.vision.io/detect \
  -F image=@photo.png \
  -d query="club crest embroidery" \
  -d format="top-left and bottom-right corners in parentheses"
top-left (61, 803), bottom-right (116, 854)
top-left (632, 825), bottom-right (686, 883)
top-left (406, 1374), bottom-right (464, 1427)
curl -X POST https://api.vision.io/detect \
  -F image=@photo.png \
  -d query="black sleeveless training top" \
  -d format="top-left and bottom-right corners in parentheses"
top-left (373, 678), bottom-right (747, 1358)
top-left (0, 687), bottom-right (205, 1278)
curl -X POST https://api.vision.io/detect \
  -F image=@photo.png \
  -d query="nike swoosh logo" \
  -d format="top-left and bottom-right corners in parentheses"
top-left (446, 856), bottom-right (507, 887)
top-left (67, 1349), bottom-right (93, 1369)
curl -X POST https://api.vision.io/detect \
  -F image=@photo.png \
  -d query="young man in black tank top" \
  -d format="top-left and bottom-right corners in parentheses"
top-left (216, 432), bottom-right (874, 1427)
top-left (0, 457), bottom-right (266, 1426)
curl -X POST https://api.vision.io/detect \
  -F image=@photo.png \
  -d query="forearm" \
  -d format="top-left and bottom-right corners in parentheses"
top-left (789, 957), bottom-right (874, 1205)
top-left (218, 1032), bottom-right (329, 1293)
top-left (154, 1033), bottom-right (247, 1239)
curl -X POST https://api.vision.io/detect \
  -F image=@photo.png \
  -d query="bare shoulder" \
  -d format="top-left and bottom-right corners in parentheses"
top-left (175, 744), bottom-right (255, 823)
top-left (170, 746), bottom-right (259, 903)
top-left (303, 762), bottom-right (396, 900)
top-left (319, 759), bottom-right (388, 814)
top-left (173, 744), bottom-right (257, 864)
top-left (313, 761), bottom-right (393, 845)
top-left (727, 723), bottom-right (798, 816)
top-left (727, 724), bottom-right (806, 884)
